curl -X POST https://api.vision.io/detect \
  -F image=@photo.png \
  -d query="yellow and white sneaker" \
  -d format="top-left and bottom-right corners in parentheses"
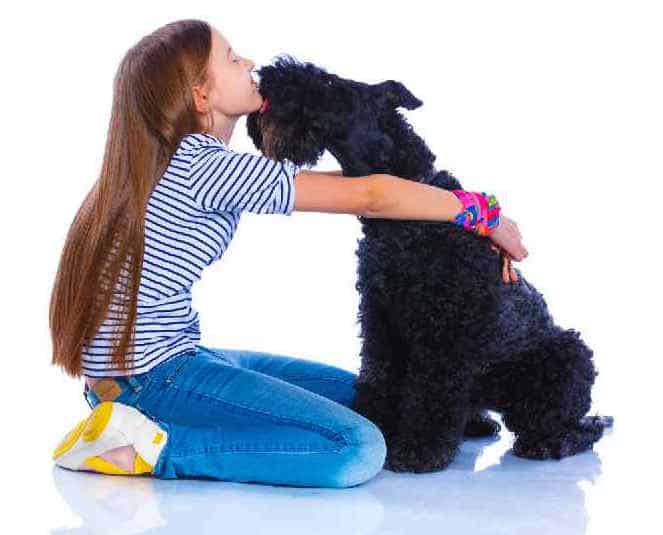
top-left (52, 401), bottom-right (168, 476)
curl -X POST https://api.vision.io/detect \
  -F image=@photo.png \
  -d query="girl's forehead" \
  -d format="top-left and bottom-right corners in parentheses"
top-left (213, 29), bottom-right (229, 49)
top-left (210, 32), bottom-right (227, 61)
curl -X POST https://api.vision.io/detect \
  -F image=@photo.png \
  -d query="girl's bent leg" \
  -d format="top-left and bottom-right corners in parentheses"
top-left (127, 350), bottom-right (386, 487)
top-left (197, 345), bottom-right (359, 408)
top-left (153, 420), bottom-right (384, 487)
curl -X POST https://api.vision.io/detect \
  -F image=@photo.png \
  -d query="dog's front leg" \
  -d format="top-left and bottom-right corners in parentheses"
top-left (386, 349), bottom-right (473, 473)
top-left (352, 289), bottom-right (408, 447)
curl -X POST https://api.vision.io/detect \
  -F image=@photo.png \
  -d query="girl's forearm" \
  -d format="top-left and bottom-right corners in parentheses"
top-left (366, 173), bottom-right (464, 222)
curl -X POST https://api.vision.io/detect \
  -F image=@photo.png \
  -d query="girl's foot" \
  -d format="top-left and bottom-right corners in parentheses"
top-left (98, 444), bottom-right (138, 473)
top-left (53, 401), bottom-right (168, 476)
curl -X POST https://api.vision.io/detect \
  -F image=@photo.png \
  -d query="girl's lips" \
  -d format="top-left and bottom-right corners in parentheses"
top-left (259, 98), bottom-right (270, 114)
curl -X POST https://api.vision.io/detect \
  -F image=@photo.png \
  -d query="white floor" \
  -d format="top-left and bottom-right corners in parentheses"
top-left (9, 393), bottom-right (656, 534)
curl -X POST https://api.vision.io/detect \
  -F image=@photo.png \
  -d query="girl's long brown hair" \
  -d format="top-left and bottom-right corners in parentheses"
top-left (50, 19), bottom-right (213, 378)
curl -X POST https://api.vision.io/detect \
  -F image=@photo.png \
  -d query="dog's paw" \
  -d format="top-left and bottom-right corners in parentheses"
top-left (511, 415), bottom-right (610, 460)
top-left (464, 411), bottom-right (502, 438)
top-left (580, 414), bottom-right (614, 429)
top-left (384, 439), bottom-right (459, 473)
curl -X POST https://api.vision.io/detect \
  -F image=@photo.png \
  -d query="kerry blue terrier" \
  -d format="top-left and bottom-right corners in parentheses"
top-left (246, 56), bottom-right (614, 472)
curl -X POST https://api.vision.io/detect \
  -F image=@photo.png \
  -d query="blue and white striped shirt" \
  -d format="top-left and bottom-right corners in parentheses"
top-left (81, 133), bottom-right (301, 378)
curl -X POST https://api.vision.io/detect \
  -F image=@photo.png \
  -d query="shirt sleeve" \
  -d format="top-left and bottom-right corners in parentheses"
top-left (188, 146), bottom-right (300, 215)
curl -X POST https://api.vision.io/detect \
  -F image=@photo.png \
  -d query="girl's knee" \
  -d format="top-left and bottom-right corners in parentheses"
top-left (327, 423), bottom-right (387, 488)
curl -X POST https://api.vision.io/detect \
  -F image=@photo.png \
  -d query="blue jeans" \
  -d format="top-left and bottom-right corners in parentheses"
top-left (83, 344), bottom-right (387, 488)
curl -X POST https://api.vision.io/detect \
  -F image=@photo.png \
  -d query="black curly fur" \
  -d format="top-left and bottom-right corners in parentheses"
top-left (247, 55), bottom-right (613, 472)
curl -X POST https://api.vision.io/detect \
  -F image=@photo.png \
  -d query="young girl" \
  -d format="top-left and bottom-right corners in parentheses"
top-left (51, 19), bottom-right (527, 488)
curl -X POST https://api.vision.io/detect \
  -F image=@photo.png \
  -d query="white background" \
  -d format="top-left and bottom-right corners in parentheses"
top-left (1, 1), bottom-right (660, 533)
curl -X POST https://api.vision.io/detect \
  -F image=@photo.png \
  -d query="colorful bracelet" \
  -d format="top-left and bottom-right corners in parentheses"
top-left (451, 190), bottom-right (501, 236)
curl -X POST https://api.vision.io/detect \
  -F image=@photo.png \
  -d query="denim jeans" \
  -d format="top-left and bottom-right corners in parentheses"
top-left (83, 344), bottom-right (387, 488)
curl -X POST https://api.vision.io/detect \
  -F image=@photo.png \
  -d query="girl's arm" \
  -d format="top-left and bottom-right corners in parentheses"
top-left (292, 171), bottom-right (460, 224)
top-left (292, 171), bottom-right (527, 262)
top-left (308, 171), bottom-right (464, 220)
top-left (366, 174), bottom-right (463, 222)
top-left (368, 174), bottom-right (528, 262)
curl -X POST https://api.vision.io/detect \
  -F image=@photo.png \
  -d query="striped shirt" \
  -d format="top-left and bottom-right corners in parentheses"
top-left (81, 132), bottom-right (301, 378)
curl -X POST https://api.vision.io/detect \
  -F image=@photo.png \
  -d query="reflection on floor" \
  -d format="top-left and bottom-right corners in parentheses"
top-left (49, 413), bottom-right (625, 535)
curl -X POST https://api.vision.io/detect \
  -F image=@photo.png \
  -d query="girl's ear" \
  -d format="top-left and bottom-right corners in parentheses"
top-left (191, 84), bottom-right (210, 114)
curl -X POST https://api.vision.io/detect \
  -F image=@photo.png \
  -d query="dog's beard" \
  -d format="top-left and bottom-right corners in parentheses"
top-left (257, 116), bottom-right (279, 159)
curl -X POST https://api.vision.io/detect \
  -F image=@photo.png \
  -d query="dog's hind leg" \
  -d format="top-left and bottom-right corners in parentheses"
top-left (495, 328), bottom-right (612, 460)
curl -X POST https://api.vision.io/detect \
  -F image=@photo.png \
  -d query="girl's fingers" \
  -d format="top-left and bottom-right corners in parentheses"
top-left (502, 254), bottom-right (510, 283)
top-left (500, 253), bottom-right (518, 283)
top-left (509, 257), bottom-right (518, 282)
top-left (494, 247), bottom-right (512, 283)
top-left (493, 244), bottom-right (520, 283)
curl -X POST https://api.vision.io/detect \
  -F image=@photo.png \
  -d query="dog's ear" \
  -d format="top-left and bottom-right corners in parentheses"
top-left (372, 80), bottom-right (423, 110)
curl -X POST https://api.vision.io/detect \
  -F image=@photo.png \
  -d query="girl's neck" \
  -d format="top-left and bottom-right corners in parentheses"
top-left (204, 117), bottom-right (235, 145)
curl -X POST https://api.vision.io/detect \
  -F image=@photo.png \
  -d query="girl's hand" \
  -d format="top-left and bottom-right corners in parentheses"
top-left (490, 244), bottom-right (519, 283)
top-left (489, 215), bottom-right (528, 262)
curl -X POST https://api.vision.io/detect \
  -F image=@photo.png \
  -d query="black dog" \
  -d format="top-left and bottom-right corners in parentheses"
top-left (247, 56), bottom-right (614, 472)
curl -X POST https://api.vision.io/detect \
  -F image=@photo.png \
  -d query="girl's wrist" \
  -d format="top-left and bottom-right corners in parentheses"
top-left (450, 190), bottom-right (501, 236)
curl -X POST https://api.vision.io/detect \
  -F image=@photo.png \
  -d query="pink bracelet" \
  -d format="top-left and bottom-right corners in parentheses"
top-left (451, 190), bottom-right (501, 236)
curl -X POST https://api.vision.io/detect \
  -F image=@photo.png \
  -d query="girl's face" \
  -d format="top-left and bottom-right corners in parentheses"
top-left (194, 28), bottom-right (263, 125)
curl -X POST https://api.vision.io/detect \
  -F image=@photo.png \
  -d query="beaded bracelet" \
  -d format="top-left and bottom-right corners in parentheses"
top-left (451, 190), bottom-right (501, 236)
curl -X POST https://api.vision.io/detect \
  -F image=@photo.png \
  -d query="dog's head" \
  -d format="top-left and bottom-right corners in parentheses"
top-left (246, 55), bottom-right (423, 175)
